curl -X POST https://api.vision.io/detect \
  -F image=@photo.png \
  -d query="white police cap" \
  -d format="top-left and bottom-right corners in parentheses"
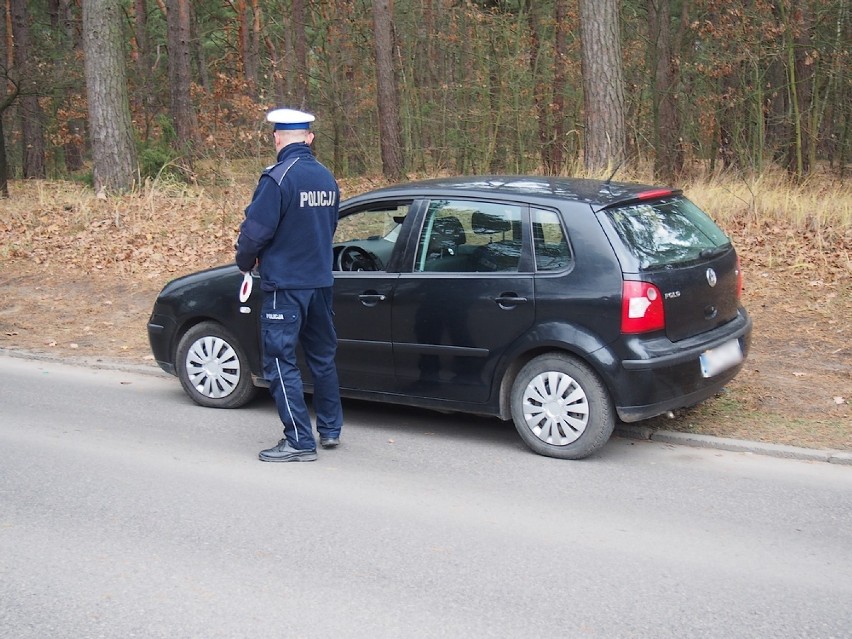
top-left (267, 108), bottom-right (315, 130)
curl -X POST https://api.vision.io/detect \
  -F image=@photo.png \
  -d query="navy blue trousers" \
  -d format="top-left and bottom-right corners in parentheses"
top-left (261, 288), bottom-right (343, 450)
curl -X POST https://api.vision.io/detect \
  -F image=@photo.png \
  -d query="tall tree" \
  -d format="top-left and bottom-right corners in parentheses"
top-left (165, 0), bottom-right (197, 154)
top-left (189, 4), bottom-right (210, 94)
top-left (551, 0), bottom-right (570, 174)
top-left (56, 0), bottom-right (85, 173)
top-left (132, 0), bottom-right (157, 140)
top-left (526, 1), bottom-right (550, 173)
top-left (235, 0), bottom-right (259, 95)
top-left (82, 0), bottom-right (138, 193)
top-left (647, 0), bottom-right (683, 182)
top-left (0, 0), bottom-right (15, 196)
top-left (372, 0), bottom-right (404, 180)
top-left (9, 0), bottom-right (45, 178)
top-left (0, 95), bottom-right (13, 196)
top-left (0, 65), bottom-right (19, 198)
top-left (779, 1), bottom-right (814, 178)
top-left (291, 0), bottom-right (309, 106)
top-left (579, 0), bottom-right (626, 172)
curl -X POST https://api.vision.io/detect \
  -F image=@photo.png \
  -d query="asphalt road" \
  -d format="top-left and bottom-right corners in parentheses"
top-left (1, 355), bottom-right (851, 639)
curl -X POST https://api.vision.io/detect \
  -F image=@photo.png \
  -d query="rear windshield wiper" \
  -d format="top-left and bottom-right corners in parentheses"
top-left (699, 244), bottom-right (731, 260)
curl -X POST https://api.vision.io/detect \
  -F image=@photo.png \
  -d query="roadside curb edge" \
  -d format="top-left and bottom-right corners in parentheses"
top-left (616, 425), bottom-right (852, 466)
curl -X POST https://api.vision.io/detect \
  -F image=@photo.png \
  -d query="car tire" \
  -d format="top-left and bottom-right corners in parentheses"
top-left (176, 321), bottom-right (258, 409)
top-left (510, 353), bottom-right (614, 460)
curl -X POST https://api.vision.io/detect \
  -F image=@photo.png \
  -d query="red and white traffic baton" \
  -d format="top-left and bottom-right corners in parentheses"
top-left (239, 271), bottom-right (253, 303)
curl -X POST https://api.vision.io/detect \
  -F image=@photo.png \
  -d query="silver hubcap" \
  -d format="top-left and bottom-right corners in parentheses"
top-left (185, 336), bottom-right (241, 399)
top-left (522, 371), bottom-right (589, 445)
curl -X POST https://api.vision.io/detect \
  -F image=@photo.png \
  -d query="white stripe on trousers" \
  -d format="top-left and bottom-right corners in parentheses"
top-left (272, 290), bottom-right (298, 443)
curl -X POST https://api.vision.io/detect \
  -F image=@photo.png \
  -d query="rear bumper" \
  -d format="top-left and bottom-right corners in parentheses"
top-left (615, 363), bottom-right (740, 422)
top-left (621, 313), bottom-right (752, 371)
top-left (610, 309), bottom-right (752, 422)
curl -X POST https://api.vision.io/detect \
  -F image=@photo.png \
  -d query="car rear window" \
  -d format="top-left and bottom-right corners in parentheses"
top-left (604, 197), bottom-right (731, 270)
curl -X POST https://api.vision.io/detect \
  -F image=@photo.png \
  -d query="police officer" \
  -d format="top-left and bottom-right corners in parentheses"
top-left (235, 108), bottom-right (343, 462)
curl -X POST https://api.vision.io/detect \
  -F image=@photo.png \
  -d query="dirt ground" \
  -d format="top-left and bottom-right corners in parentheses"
top-left (1, 182), bottom-right (849, 451)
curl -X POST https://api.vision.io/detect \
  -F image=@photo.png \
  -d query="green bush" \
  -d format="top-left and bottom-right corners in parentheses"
top-left (138, 145), bottom-right (182, 181)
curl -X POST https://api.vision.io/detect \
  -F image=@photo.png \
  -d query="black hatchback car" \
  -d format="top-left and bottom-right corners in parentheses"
top-left (148, 176), bottom-right (751, 459)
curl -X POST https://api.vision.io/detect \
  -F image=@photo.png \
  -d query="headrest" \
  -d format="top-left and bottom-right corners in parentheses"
top-left (429, 216), bottom-right (466, 251)
top-left (472, 211), bottom-right (511, 234)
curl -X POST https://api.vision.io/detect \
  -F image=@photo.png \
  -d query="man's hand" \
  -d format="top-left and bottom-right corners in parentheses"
top-left (239, 258), bottom-right (259, 275)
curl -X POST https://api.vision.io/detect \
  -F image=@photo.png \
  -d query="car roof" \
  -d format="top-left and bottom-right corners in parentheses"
top-left (343, 175), bottom-right (676, 209)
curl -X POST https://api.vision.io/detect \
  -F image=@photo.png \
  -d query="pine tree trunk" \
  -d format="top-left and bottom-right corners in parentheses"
top-left (236, 0), bottom-right (258, 95)
top-left (0, 88), bottom-right (14, 197)
top-left (526, 2), bottom-right (551, 174)
top-left (788, 3), bottom-right (813, 177)
top-left (372, 0), bottom-right (404, 180)
top-left (82, 0), bottom-right (138, 193)
top-left (133, 0), bottom-right (156, 140)
top-left (60, 0), bottom-right (85, 172)
top-left (579, 0), bottom-right (626, 172)
top-left (551, 0), bottom-right (569, 174)
top-left (292, 0), bottom-right (309, 107)
top-left (0, 113), bottom-right (8, 197)
top-left (9, 0), bottom-right (46, 178)
top-left (0, 2), bottom-right (11, 196)
top-left (265, 36), bottom-right (286, 104)
top-left (165, 0), bottom-right (197, 154)
top-left (647, 0), bottom-right (683, 182)
top-left (190, 5), bottom-right (210, 94)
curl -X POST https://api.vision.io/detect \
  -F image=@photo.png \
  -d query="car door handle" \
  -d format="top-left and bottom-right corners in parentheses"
top-left (494, 294), bottom-right (528, 307)
top-left (358, 292), bottom-right (387, 306)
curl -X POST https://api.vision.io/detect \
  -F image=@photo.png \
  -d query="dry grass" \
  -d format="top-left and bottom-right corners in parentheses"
top-left (2, 164), bottom-right (848, 293)
top-left (2, 164), bottom-right (849, 329)
top-left (684, 169), bottom-right (851, 243)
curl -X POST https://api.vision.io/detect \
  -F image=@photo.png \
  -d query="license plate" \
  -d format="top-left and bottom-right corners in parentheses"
top-left (699, 339), bottom-right (743, 378)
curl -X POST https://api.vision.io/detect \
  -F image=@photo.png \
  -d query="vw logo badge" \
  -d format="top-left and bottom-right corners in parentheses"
top-left (706, 268), bottom-right (717, 287)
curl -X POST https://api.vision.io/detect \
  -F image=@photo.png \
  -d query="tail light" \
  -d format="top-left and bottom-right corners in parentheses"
top-left (736, 256), bottom-right (743, 299)
top-left (621, 281), bottom-right (665, 333)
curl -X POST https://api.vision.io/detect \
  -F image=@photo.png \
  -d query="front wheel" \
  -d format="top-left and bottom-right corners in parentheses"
top-left (510, 354), bottom-right (614, 459)
top-left (176, 321), bottom-right (258, 408)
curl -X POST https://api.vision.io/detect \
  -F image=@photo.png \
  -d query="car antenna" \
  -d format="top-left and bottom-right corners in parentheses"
top-left (603, 158), bottom-right (626, 189)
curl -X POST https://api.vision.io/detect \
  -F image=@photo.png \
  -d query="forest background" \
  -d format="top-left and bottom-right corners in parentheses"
top-left (0, 0), bottom-right (849, 450)
top-left (0, 0), bottom-right (850, 186)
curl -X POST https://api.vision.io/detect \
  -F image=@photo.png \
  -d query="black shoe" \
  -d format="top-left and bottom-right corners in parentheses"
top-left (258, 439), bottom-right (317, 462)
top-left (319, 436), bottom-right (340, 449)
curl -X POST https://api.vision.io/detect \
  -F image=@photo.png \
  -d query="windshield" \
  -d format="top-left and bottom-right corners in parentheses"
top-left (605, 197), bottom-right (731, 270)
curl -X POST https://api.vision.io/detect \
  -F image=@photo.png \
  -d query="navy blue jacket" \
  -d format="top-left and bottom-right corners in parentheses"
top-left (235, 143), bottom-right (339, 290)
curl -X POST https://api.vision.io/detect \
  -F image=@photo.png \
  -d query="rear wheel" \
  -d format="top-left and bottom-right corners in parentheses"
top-left (176, 321), bottom-right (258, 408)
top-left (510, 353), bottom-right (614, 459)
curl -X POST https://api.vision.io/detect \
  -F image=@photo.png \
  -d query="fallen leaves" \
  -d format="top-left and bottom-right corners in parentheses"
top-left (3, 185), bottom-right (243, 281)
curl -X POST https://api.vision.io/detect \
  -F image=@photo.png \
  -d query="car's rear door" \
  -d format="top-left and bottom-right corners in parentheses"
top-left (391, 198), bottom-right (535, 403)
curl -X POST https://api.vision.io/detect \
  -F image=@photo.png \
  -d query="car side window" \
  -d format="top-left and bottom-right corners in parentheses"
top-left (415, 200), bottom-right (524, 273)
top-left (532, 208), bottom-right (571, 271)
top-left (333, 203), bottom-right (411, 272)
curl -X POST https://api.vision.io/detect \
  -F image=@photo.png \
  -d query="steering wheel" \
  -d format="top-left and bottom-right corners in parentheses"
top-left (335, 245), bottom-right (380, 272)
